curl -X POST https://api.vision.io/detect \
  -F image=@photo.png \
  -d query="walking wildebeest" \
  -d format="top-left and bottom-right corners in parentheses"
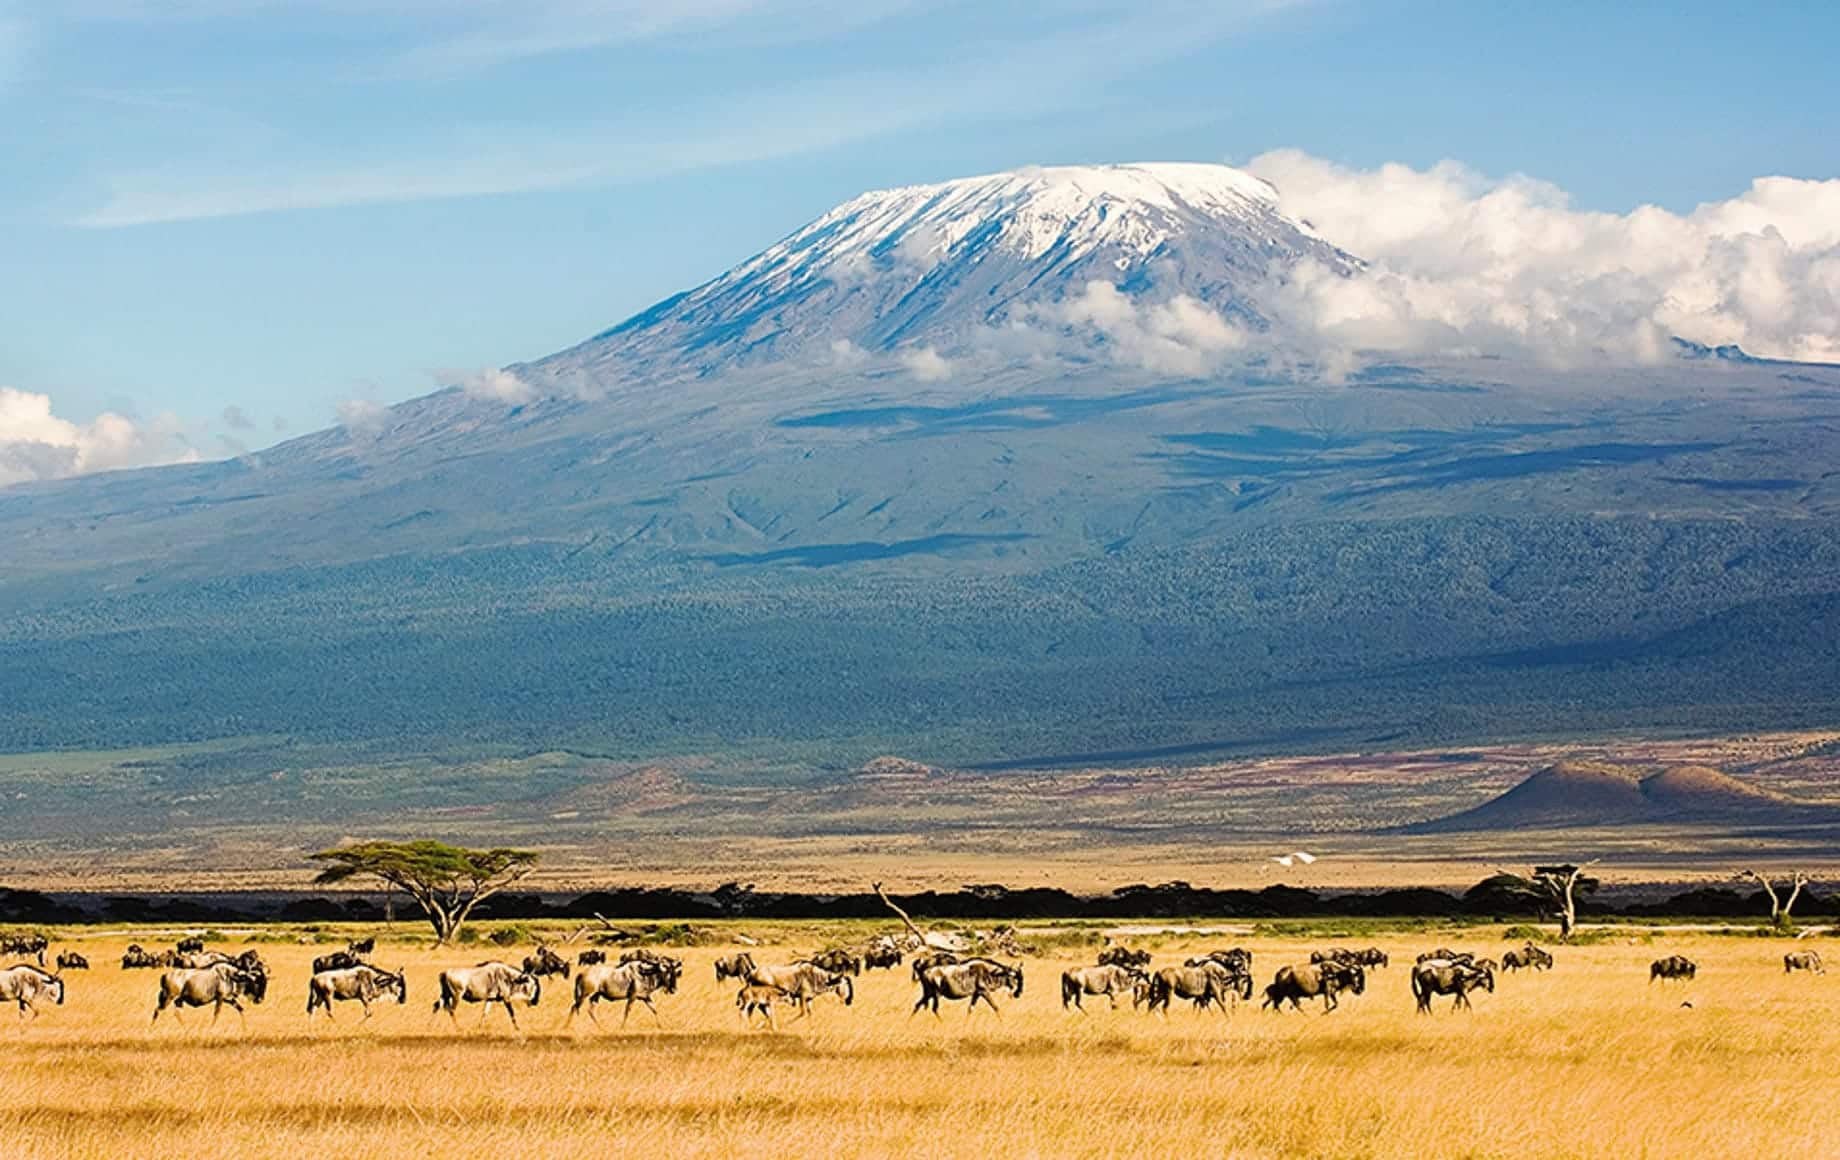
top-left (522, 946), bottom-right (571, 979)
top-left (312, 950), bottom-right (364, 975)
top-left (0, 964), bottom-right (64, 1020)
top-left (54, 951), bottom-right (89, 971)
top-left (1145, 963), bottom-right (1239, 1015)
top-left (1264, 961), bottom-right (1365, 1013)
top-left (1097, 946), bottom-right (1152, 970)
top-left (1785, 951), bottom-right (1825, 975)
top-left (912, 959), bottom-right (1022, 1018)
top-left (745, 962), bottom-right (854, 1019)
top-left (1060, 964), bottom-right (1143, 1011)
top-left (1501, 943), bottom-right (1553, 972)
top-left (307, 964), bottom-right (406, 1020)
top-left (152, 962), bottom-right (267, 1023)
top-left (576, 950), bottom-right (607, 966)
top-left (570, 958), bottom-right (683, 1026)
top-left (910, 951), bottom-right (960, 982)
top-left (1650, 955), bottom-right (1697, 983)
top-left (807, 948), bottom-right (863, 977)
top-left (433, 962), bottom-right (541, 1027)
top-left (1, 934), bottom-right (48, 966)
top-left (1411, 959), bottom-right (1494, 1013)
top-left (736, 982), bottom-right (786, 1030)
top-left (714, 952), bottom-right (756, 983)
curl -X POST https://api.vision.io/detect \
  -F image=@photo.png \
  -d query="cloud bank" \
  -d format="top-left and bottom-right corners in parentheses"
top-left (1247, 149), bottom-right (1840, 366)
top-left (0, 387), bottom-right (199, 486)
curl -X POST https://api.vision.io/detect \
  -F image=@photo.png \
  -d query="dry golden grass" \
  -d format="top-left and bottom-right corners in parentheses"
top-left (3, 930), bottom-right (1836, 1158)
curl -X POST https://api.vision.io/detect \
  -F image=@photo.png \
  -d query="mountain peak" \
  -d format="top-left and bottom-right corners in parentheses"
top-left (533, 161), bottom-right (1355, 385)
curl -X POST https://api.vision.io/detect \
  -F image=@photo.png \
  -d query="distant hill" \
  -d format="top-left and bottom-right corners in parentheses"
top-left (1412, 761), bottom-right (1827, 832)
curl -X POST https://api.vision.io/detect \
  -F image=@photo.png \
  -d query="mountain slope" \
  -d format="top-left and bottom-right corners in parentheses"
top-left (1413, 761), bottom-right (1825, 831)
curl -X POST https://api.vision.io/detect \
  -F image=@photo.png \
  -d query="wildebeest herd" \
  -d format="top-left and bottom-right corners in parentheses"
top-left (0, 930), bottom-right (1777, 1030)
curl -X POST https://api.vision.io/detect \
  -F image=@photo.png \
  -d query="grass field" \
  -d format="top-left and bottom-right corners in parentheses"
top-left (3, 926), bottom-right (1836, 1159)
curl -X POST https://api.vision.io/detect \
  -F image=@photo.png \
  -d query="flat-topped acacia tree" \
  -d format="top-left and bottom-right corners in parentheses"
top-left (310, 840), bottom-right (538, 945)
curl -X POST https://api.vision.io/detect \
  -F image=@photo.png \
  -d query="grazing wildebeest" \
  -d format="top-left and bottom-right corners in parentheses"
top-left (1417, 948), bottom-right (1472, 965)
top-left (736, 983), bottom-right (785, 1030)
top-left (1263, 962), bottom-right (1365, 1013)
top-left (746, 962), bottom-right (854, 1019)
top-left (347, 937), bottom-right (375, 956)
top-left (1501, 943), bottom-right (1553, 973)
top-left (912, 959), bottom-right (1022, 1018)
top-left (54, 951), bottom-right (89, 971)
top-left (807, 948), bottom-right (863, 977)
top-left (1, 934), bottom-right (48, 966)
top-left (1097, 946), bottom-right (1152, 970)
top-left (312, 950), bottom-right (364, 975)
top-left (175, 937), bottom-right (206, 955)
top-left (307, 964), bottom-right (406, 1020)
top-left (1785, 951), bottom-right (1824, 975)
top-left (433, 962), bottom-right (541, 1027)
top-left (570, 958), bottom-right (683, 1026)
top-left (910, 951), bottom-right (960, 982)
top-left (153, 963), bottom-right (267, 1023)
top-left (714, 952), bottom-right (756, 983)
top-left (618, 948), bottom-right (674, 966)
top-left (862, 938), bottom-right (904, 971)
top-left (1309, 948), bottom-right (1357, 966)
top-left (0, 964), bottom-right (65, 1020)
top-left (1650, 955), bottom-right (1697, 983)
top-left (1351, 947), bottom-right (1389, 969)
top-left (576, 950), bottom-right (607, 966)
top-left (120, 944), bottom-right (165, 969)
top-left (1145, 963), bottom-right (1238, 1015)
top-left (1411, 959), bottom-right (1494, 1013)
top-left (1061, 964), bottom-right (1143, 1011)
top-left (522, 946), bottom-right (571, 979)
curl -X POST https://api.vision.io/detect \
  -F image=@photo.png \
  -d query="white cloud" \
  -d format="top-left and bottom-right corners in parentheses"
top-left (1050, 281), bottom-right (1247, 376)
top-left (335, 397), bottom-right (388, 433)
top-left (0, 387), bottom-right (200, 487)
top-left (898, 345), bottom-right (952, 381)
top-left (1247, 149), bottom-right (1840, 365)
top-left (454, 366), bottom-right (534, 403)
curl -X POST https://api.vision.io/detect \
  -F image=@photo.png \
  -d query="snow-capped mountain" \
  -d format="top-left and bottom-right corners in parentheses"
top-left (536, 163), bottom-right (1360, 382)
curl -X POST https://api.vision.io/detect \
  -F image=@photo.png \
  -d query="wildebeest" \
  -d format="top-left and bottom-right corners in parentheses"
top-left (312, 950), bottom-right (363, 975)
top-left (153, 962), bottom-right (267, 1023)
top-left (807, 948), bottom-right (863, 976)
top-left (1350, 947), bottom-right (1389, 969)
top-left (570, 958), bottom-right (683, 1026)
top-left (746, 962), bottom-right (854, 1019)
top-left (1, 933), bottom-right (48, 965)
top-left (714, 952), bottom-right (757, 983)
top-left (522, 945), bottom-right (571, 978)
top-left (1501, 943), bottom-right (1553, 972)
top-left (1060, 964), bottom-right (1143, 1011)
top-left (1412, 959), bottom-right (1494, 1013)
top-left (0, 964), bottom-right (65, 1019)
top-left (433, 962), bottom-right (541, 1026)
top-left (912, 958), bottom-right (1022, 1018)
top-left (120, 944), bottom-right (173, 970)
top-left (1145, 963), bottom-right (1239, 1015)
top-left (1650, 955), bottom-right (1697, 983)
top-left (307, 964), bottom-right (406, 1020)
top-left (1187, 948), bottom-right (1253, 975)
top-left (618, 948), bottom-right (674, 966)
top-left (862, 938), bottom-right (904, 971)
top-left (1264, 962), bottom-right (1365, 1013)
top-left (175, 937), bottom-right (206, 955)
top-left (1417, 948), bottom-right (1472, 965)
top-left (1097, 946), bottom-right (1152, 970)
top-left (347, 937), bottom-right (375, 956)
top-left (1309, 948), bottom-right (1357, 966)
top-left (1785, 951), bottom-right (1824, 975)
top-left (576, 949), bottom-right (607, 966)
top-left (736, 982), bottom-right (785, 1030)
top-left (54, 951), bottom-right (89, 971)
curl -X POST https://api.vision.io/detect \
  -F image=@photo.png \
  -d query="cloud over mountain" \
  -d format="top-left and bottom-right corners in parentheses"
top-left (0, 387), bottom-right (199, 486)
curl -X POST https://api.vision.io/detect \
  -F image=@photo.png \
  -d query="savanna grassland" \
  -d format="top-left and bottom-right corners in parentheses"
top-left (3, 926), bottom-right (1836, 1159)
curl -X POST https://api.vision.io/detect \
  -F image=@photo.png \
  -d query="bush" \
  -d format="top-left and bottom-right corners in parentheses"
top-left (488, 925), bottom-right (531, 947)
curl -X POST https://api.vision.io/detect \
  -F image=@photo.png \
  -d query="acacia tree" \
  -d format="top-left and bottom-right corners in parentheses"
top-left (1490, 861), bottom-right (1601, 941)
top-left (1737, 869), bottom-right (1811, 930)
top-left (310, 840), bottom-right (538, 945)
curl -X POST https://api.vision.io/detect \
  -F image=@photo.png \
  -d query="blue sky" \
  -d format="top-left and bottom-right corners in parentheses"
top-left (2, 0), bottom-right (1836, 456)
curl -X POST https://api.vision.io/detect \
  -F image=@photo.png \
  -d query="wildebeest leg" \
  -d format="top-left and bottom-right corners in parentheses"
top-left (502, 999), bottom-right (520, 1028)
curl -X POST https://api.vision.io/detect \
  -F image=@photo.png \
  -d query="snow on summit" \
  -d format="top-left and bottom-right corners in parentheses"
top-left (541, 163), bottom-right (1359, 381)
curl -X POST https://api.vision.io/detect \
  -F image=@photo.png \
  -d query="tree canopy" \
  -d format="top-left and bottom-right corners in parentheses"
top-left (310, 840), bottom-right (538, 944)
